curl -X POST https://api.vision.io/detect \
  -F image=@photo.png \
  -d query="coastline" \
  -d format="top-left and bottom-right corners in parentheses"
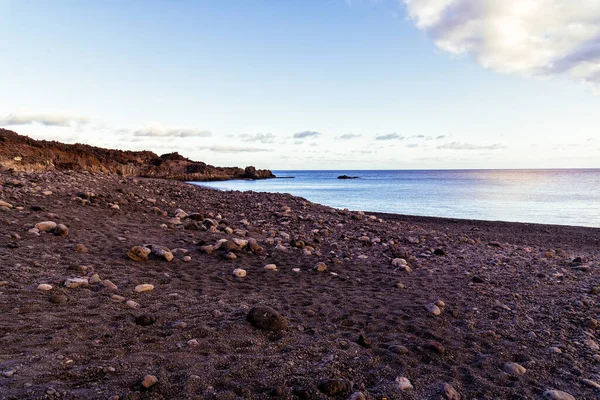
top-left (1, 170), bottom-right (599, 399)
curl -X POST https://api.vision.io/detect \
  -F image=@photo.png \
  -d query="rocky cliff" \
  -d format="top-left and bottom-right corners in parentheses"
top-left (0, 129), bottom-right (275, 181)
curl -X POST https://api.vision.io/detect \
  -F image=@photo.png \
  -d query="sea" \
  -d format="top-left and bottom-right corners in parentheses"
top-left (190, 169), bottom-right (600, 228)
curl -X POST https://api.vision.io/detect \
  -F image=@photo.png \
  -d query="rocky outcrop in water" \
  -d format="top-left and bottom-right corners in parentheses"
top-left (0, 129), bottom-right (275, 181)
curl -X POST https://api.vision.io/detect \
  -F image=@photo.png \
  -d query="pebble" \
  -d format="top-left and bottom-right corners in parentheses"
top-left (35, 221), bottom-right (57, 232)
top-left (103, 280), bottom-right (118, 290)
top-left (111, 204), bottom-right (120, 209)
top-left (141, 374), bottom-right (158, 388)
top-left (292, 268), bottom-right (300, 272)
top-left (54, 224), bottom-right (69, 237)
top-left (392, 258), bottom-right (407, 267)
top-left (264, 264), bottom-right (277, 271)
top-left (247, 306), bottom-right (287, 331)
top-left (74, 243), bottom-right (88, 253)
top-left (503, 362), bottom-right (526, 376)
top-left (426, 303), bottom-right (442, 316)
top-left (543, 390), bottom-right (575, 400)
top-left (37, 283), bottom-right (53, 291)
top-left (183, 256), bottom-right (191, 262)
top-left (396, 376), bottom-right (413, 391)
top-left (348, 392), bottom-right (366, 400)
top-left (549, 347), bottom-right (562, 354)
top-left (89, 274), bottom-right (101, 284)
top-left (224, 251), bottom-right (237, 260)
top-left (0, 200), bottom-right (13, 208)
top-left (441, 383), bottom-right (461, 400)
top-left (151, 246), bottom-right (174, 262)
top-left (111, 295), bottom-right (126, 302)
top-left (187, 339), bottom-right (199, 347)
top-left (128, 246), bottom-right (151, 262)
top-left (134, 284), bottom-right (154, 293)
top-left (64, 277), bottom-right (89, 288)
top-left (3, 369), bottom-right (16, 377)
top-left (233, 268), bottom-right (246, 277)
top-left (125, 300), bottom-right (140, 309)
top-left (313, 262), bottom-right (327, 272)
top-left (388, 345), bottom-right (409, 354)
top-left (582, 378), bottom-right (600, 389)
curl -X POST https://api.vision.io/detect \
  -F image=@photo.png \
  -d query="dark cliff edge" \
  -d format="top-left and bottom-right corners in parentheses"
top-left (0, 129), bottom-right (275, 181)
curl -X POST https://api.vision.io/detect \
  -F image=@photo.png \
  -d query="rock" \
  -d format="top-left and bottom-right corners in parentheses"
top-left (89, 274), bottom-right (101, 284)
top-left (150, 246), bottom-right (174, 262)
top-left (141, 374), bottom-right (158, 388)
top-left (388, 345), bottom-right (409, 354)
top-left (125, 300), bottom-right (140, 309)
top-left (247, 306), bottom-right (287, 331)
top-left (436, 299), bottom-right (446, 307)
top-left (582, 378), bottom-right (600, 389)
top-left (426, 340), bottom-right (445, 354)
top-left (134, 284), bottom-right (154, 293)
top-left (348, 392), bottom-right (366, 400)
top-left (313, 262), bottom-right (327, 272)
top-left (396, 377), bottom-right (413, 391)
top-left (224, 251), bottom-right (237, 260)
top-left (216, 240), bottom-right (239, 252)
top-left (49, 294), bottom-right (68, 304)
top-left (292, 268), bottom-right (300, 272)
top-left (53, 223), bottom-right (68, 237)
top-left (111, 204), bottom-right (120, 210)
top-left (503, 362), bottom-right (526, 376)
top-left (233, 268), bottom-right (246, 277)
top-left (317, 379), bottom-right (352, 396)
top-left (264, 264), bottom-right (277, 271)
top-left (135, 315), bottom-right (155, 326)
top-left (248, 238), bottom-right (264, 254)
top-left (426, 303), bottom-right (442, 316)
top-left (103, 279), bottom-right (118, 290)
top-left (42, 190), bottom-right (52, 196)
top-left (35, 221), bottom-right (57, 232)
top-left (111, 295), bottom-right (126, 302)
top-left (543, 390), bottom-right (575, 400)
top-left (232, 238), bottom-right (248, 248)
top-left (0, 200), bottom-right (13, 208)
top-left (37, 283), bottom-right (53, 291)
top-left (74, 243), bottom-right (88, 253)
top-left (128, 246), bottom-right (151, 262)
top-left (183, 256), bottom-right (191, 262)
top-left (441, 383), bottom-right (461, 400)
top-left (358, 334), bottom-right (372, 348)
top-left (392, 258), bottom-right (407, 267)
top-left (64, 277), bottom-right (89, 288)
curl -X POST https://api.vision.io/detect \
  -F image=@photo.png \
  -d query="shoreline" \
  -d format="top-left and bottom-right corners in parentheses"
top-left (1, 170), bottom-right (599, 399)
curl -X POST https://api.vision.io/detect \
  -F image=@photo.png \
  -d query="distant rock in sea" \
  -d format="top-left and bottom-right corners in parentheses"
top-left (337, 175), bottom-right (359, 179)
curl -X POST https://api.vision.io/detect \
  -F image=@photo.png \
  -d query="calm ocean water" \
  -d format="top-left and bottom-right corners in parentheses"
top-left (191, 169), bottom-right (600, 228)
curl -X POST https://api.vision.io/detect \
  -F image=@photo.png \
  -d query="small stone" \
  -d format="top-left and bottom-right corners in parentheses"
top-left (585, 319), bottom-right (598, 330)
top-left (3, 370), bottom-right (16, 377)
top-left (348, 392), bottom-right (366, 400)
top-left (135, 315), bottom-right (155, 326)
top-left (141, 374), bottom-right (158, 388)
top-left (396, 377), bottom-right (413, 391)
top-left (42, 190), bottom-right (53, 196)
top-left (37, 283), bottom-right (53, 291)
top-left (64, 277), bottom-right (89, 288)
top-left (111, 204), bottom-right (120, 209)
top-left (35, 221), bottom-right (57, 232)
top-left (582, 378), bottom-right (600, 389)
top-left (134, 284), bottom-right (154, 293)
top-left (125, 300), bottom-right (140, 309)
top-left (54, 224), bottom-right (69, 237)
top-left (111, 295), bottom-right (126, 302)
top-left (317, 379), bottom-right (352, 397)
top-left (435, 299), bottom-right (446, 307)
top-left (388, 345), bottom-right (409, 354)
top-left (233, 268), bottom-right (246, 277)
top-left (0, 200), bottom-right (13, 208)
top-left (313, 262), bottom-right (327, 272)
top-left (128, 246), bottom-right (151, 262)
top-left (292, 268), bottom-right (301, 272)
top-left (150, 246), bottom-right (174, 262)
top-left (183, 256), bottom-right (191, 262)
top-left (392, 258), bottom-right (407, 267)
top-left (549, 347), bottom-right (562, 354)
top-left (247, 306), bottom-right (287, 331)
top-left (543, 390), bottom-right (575, 400)
top-left (441, 383), bottom-right (461, 400)
top-left (395, 282), bottom-right (405, 289)
top-left (264, 264), bottom-right (277, 271)
top-left (503, 362), bottom-right (526, 376)
top-left (358, 334), bottom-right (372, 348)
top-left (103, 280), bottom-right (118, 290)
top-left (172, 321), bottom-right (187, 329)
top-left (89, 274), bottom-right (101, 284)
top-left (224, 251), bottom-right (237, 260)
top-left (49, 294), bottom-right (68, 304)
top-left (74, 243), bottom-right (88, 253)
top-left (426, 303), bottom-right (442, 316)
top-left (187, 339), bottom-right (200, 347)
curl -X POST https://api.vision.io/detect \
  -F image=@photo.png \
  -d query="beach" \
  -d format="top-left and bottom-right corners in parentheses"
top-left (1, 169), bottom-right (599, 399)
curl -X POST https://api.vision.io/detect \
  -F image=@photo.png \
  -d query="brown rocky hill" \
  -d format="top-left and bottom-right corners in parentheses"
top-left (0, 128), bottom-right (275, 181)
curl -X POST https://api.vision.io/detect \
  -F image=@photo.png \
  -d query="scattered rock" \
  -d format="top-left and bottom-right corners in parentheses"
top-left (0, 200), bottom-right (13, 208)
top-left (89, 274), bottom-right (101, 284)
top-left (503, 362), bottom-right (526, 376)
top-left (126, 300), bottom-right (140, 309)
top-left (543, 390), bottom-right (575, 400)
top-left (150, 246), bottom-right (174, 262)
top-left (141, 374), bottom-right (158, 388)
top-left (74, 243), bottom-right (88, 253)
top-left (35, 221), bottom-right (57, 232)
top-left (103, 280), bottom-right (118, 291)
top-left (313, 262), bottom-right (327, 272)
top-left (183, 255), bottom-right (191, 262)
top-left (264, 264), bottom-right (277, 271)
top-left (396, 377), bottom-right (413, 391)
top-left (426, 303), bottom-right (442, 316)
top-left (128, 246), bottom-right (151, 262)
top-left (358, 334), bottom-right (372, 348)
top-left (247, 306), bottom-right (287, 331)
top-left (317, 379), bottom-right (352, 397)
top-left (37, 283), bottom-right (53, 291)
top-left (582, 378), bottom-right (600, 389)
top-left (134, 284), bottom-right (154, 293)
top-left (441, 383), bottom-right (461, 400)
top-left (233, 268), bottom-right (246, 277)
top-left (54, 224), bottom-right (69, 237)
top-left (388, 345), bottom-right (409, 354)
top-left (64, 277), bottom-right (89, 288)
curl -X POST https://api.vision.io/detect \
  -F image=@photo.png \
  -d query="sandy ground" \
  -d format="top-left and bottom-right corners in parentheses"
top-left (1, 170), bottom-right (599, 400)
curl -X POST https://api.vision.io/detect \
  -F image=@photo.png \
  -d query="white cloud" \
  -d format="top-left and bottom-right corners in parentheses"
top-left (197, 145), bottom-right (269, 153)
top-left (403, 0), bottom-right (600, 88)
top-left (437, 141), bottom-right (504, 150)
top-left (293, 130), bottom-right (321, 139)
top-left (134, 124), bottom-right (211, 138)
top-left (337, 134), bottom-right (363, 140)
top-left (375, 133), bottom-right (405, 140)
top-left (0, 112), bottom-right (89, 127)
top-left (239, 133), bottom-right (277, 144)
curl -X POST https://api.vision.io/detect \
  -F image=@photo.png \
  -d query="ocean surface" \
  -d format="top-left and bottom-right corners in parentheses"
top-left (191, 169), bottom-right (600, 228)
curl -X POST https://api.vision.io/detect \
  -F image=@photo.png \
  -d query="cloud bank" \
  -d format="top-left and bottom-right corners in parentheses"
top-left (0, 112), bottom-right (89, 127)
top-left (293, 131), bottom-right (321, 139)
top-left (134, 125), bottom-right (211, 138)
top-left (375, 133), bottom-right (405, 140)
top-left (403, 0), bottom-right (600, 88)
top-left (239, 133), bottom-right (277, 144)
top-left (437, 141), bottom-right (504, 150)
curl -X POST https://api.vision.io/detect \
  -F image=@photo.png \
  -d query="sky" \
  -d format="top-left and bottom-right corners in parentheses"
top-left (0, 0), bottom-right (599, 170)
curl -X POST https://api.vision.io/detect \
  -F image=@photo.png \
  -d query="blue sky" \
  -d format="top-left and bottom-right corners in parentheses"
top-left (1, 0), bottom-right (599, 169)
